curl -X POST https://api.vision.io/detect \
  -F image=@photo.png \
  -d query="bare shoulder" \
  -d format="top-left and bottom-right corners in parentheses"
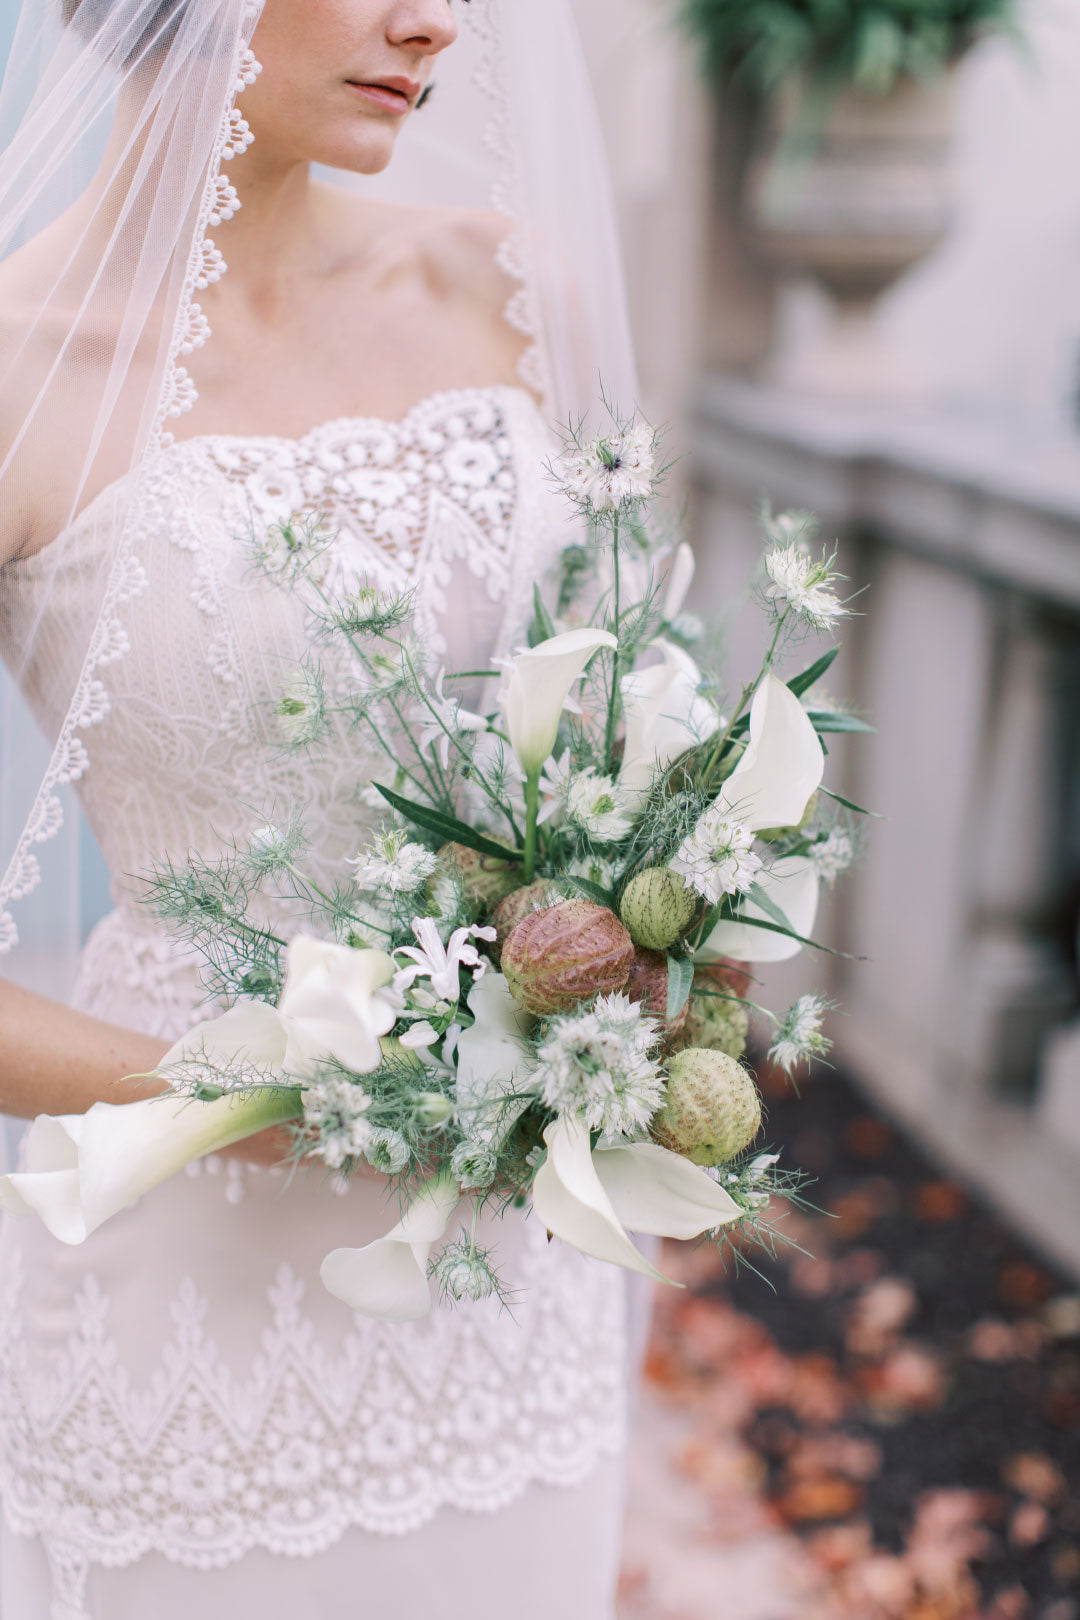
top-left (319, 189), bottom-right (516, 308)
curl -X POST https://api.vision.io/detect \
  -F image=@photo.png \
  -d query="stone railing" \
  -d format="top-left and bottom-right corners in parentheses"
top-left (692, 375), bottom-right (1080, 1274)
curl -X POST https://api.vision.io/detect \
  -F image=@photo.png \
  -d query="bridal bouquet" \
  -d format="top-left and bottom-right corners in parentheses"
top-left (1, 407), bottom-right (870, 1321)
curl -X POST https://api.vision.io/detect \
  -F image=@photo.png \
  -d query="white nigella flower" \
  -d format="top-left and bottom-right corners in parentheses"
top-left (450, 1139), bottom-right (498, 1190)
top-left (564, 769), bottom-right (635, 842)
top-left (414, 668), bottom-right (488, 772)
top-left (764, 542), bottom-right (848, 631)
top-left (301, 1076), bottom-right (374, 1170)
top-left (556, 418), bottom-right (659, 514)
top-left (669, 611), bottom-right (704, 645)
top-left (768, 994), bottom-right (833, 1075)
top-left (429, 1238), bottom-right (502, 1303)
top-left (671, 810), bottom-right (762, 905)
top-left (811, 828), bottom-right (855, 883)
top-left (393, 917), bottom-right (497, 1003)
top-left (538, 749), bottom-right (573, 825)
top-left (349, 829), bottom-right (437, 896)
top-left (532, 992), bottom-right (665, 1138)
top-left (245, 821), bottom-right (303, 878)
top-left (332, 585), bottom-right (411, 636)
top-left (276, 665), bottom-right (326, 746)
top-left (364, 1127), bottom-right (412, 1175)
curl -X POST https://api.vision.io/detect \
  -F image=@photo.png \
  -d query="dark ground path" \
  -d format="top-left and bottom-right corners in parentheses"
top-left (621, 1064), bottom-right (1080, 1620)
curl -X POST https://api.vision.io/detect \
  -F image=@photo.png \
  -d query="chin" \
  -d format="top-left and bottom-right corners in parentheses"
top-left (315, 130), bottom-right (401, 177)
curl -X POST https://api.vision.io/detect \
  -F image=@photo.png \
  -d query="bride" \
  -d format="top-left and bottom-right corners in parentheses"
top-left (0, 2), bottom-right (640, 1616)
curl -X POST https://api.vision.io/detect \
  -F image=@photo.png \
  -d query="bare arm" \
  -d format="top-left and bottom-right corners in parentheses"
top-left (0, 978), bottom-right (294, 1166)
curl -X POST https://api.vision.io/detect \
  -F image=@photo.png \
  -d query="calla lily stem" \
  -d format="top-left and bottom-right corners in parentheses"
top-left (523, 769), bottom-right (541, 883)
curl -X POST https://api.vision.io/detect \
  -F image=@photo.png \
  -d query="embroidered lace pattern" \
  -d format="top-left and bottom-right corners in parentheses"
top-left (0, 1232), bottom-right (625, 1617)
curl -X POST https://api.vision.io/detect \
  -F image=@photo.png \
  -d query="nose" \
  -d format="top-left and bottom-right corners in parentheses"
top-left (388, 0), bottom-right (458, 56)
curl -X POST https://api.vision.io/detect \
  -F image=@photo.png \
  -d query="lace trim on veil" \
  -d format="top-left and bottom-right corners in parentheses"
top-left (466, 0), bottom-right (554, 413)
top-left (0, 7), bottom-right (264, 957)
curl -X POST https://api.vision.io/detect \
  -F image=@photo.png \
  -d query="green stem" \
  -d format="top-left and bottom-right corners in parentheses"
top-left (603, 512), bottom-right (621, 769)
top-left (702, 607), bottom-right (791, 789)
top-left (523, 770), bottom-right (541, 883)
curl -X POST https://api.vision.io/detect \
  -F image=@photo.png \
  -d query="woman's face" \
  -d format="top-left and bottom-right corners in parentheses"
top-left (244, 0), bottom-right (459, 174)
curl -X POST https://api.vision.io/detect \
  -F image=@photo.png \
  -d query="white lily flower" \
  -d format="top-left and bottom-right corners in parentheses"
top-left (454, 971), bottom-right (533, 1145)
top-left (393, 917), bottom-right (496, 1003)
top-left (662, 542), bottom-right (697, 622)
top-left (697, 855), bottom-right (820, 964)
top-left (279, 935), bottom-right (400, 1076)
top-left (0, 1004), bottom-right (302, 1245)
top-left (500, 627), bottom-right (617, 777)
top-left (620, 640), bottom-right (719, 798)
top-left (320, 1171), bottom-right (461, 1321)
top-left (414, 667), bottom-right (488, 771)
top-left (716, 672), bottom-right (824, 833)
top-left (398, 1020), bottom-right (439, 1050)
top-left (531, 1115), bottom-right (741, 1283)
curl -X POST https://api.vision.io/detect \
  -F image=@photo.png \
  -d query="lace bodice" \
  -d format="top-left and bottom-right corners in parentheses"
top-left (0, 387), bottom-right (627, 1614)
top-left (2, 385), bottom-right (562, 979)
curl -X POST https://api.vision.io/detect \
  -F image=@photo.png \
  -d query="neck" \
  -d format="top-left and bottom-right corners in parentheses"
top-left (218, 152), bottom-right (325, 288)
top-left (77, 79), bottom-right (334, 307)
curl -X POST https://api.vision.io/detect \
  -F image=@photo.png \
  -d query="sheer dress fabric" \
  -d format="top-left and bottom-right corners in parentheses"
top-left (0, 385), bottom-right (629, 1619)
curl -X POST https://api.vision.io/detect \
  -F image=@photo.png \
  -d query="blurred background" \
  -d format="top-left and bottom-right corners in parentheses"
top-left (576, 2), bottom-right (1080, 1615)
top-left (1, 0), bottom-right (1078, 1615)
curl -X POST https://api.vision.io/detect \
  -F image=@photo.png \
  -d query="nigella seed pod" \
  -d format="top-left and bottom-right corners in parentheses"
top-left (624, 947), bottom-right (687, 1036)
top-left (650, 1048), bottom-right (761, 1166)
top-left (501, 900), bottom-right (634, 1016)
top-left (435, 842), bottom-right (520, 912)
top-left (491, 879), bottom-right (560, 964)
top-left (619, 868), bottom-right (696, 952)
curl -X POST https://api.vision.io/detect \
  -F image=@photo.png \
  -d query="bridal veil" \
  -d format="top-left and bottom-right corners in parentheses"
top-left (0, 0), bottom-right (638, 992)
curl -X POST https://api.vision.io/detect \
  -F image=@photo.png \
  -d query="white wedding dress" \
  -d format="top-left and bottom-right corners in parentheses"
top-left (0, 385), bottom-right (629, 1620)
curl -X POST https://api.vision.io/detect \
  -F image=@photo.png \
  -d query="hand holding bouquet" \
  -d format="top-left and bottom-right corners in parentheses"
top-left (1, 406), bottom-right (868, 1319)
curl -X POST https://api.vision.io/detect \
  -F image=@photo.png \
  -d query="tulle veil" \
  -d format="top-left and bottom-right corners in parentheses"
top-left (0, 0), bottom-right (638, 1038)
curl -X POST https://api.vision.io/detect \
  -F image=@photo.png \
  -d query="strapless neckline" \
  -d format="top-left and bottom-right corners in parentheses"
top-left (9, 384), bottom-right (545, 576)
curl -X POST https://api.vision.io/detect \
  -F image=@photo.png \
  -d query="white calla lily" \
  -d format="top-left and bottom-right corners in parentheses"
top-left (501, 627), bottom-right (617, 777)
top-left (697, 855), bottom-right (820, 964)
top-left (320, 1172), bottom-right (461, 1322)
top-left (454, 972), bottom-right (533, 1145)
top-left (279, 935), bottom-right (399, 1076)
top-left (592, 1139), bottom-right (743, 1237)
top-left (718, 673), bottom-right (824, 833)
top-left (531, 1115), bottom-right (741, 1283)
top-left (0, 1076), bottom-right (302, 1246)
top-left (662, 541), bottom-right (697, 622)
top-left (620, 639), bottom-right (719, 797)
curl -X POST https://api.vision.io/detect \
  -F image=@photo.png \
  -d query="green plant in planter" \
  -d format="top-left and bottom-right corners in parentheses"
top-left (681, 0), bottom-right (1019, 100)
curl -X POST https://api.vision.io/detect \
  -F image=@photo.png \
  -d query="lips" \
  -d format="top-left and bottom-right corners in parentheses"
top-left (345, 75), bottom-right (422, 114)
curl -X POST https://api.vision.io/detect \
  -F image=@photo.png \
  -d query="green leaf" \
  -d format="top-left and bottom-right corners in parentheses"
top-left (530, 584), bottom-right (557, 645)
top-left (373, 784), bottom-right (523, 862)
top-left (555, 874), bottom-right (617, 909)
top-left (819, 786), bottom-right (883, 818)
top-left (745, 880), bottom-right (794, 933)
top-left (722, 912), bottom-right (849, 957)
top-left (786, 647), bottom-right (838, 698)
top-left (666, 954), bottom-right (695, 1022)
top-left (806, 710), bottom-right (875, 734)
top-left (689, 899), bottom-right (725, 950)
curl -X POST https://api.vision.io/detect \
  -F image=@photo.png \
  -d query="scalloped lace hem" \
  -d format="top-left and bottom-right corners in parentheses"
top-left (1, 1426), bottom-right (624, 1563)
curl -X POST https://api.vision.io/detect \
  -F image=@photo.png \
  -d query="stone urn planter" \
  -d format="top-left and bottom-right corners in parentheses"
top-left (746, 74), bottom-right (957, 395)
